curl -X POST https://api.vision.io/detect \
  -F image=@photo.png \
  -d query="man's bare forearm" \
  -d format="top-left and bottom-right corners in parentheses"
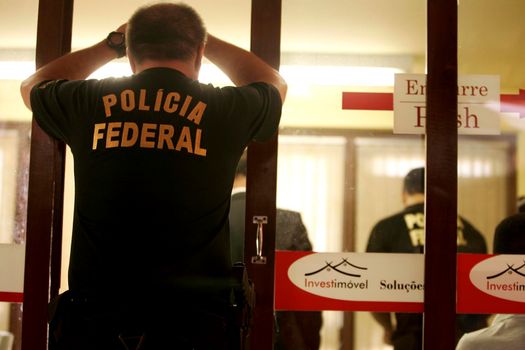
top-left (204, 34), bottom-right (287, 102)
top-left (20, 26), bottom-right (125, 110)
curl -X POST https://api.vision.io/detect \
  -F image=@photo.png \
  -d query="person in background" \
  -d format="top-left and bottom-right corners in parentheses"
top-left (20, 2), bottom-right (286, 349)
top-left (229, 153), bottom-right (322, 350)
top-left (366, 167), bottom-right (488, 349)
top-left (456, 212), bottom-right (525, 350)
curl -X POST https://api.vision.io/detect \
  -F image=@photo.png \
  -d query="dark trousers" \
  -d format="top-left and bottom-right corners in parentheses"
top-left (391, 331), bottom-right (422, 350)
top-left (49, 292), bottom-right (236, 350)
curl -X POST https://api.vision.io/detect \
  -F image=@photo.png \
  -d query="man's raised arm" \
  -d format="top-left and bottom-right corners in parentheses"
top-left (204, 34), bottom-right (287, 102)
top-left (20, 25), bottom-right (126, 111)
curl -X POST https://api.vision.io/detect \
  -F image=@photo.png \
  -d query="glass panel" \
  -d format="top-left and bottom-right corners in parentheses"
top-left (279, 1), bottom-right (426, 349)
top-left (0, 1), bottom-right (38, 349)
top-left (456, 0), bottom-right (525, 347)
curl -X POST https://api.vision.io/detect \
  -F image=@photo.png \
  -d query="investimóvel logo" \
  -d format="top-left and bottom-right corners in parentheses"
top-left (470, 254), bottom-right (525, 302)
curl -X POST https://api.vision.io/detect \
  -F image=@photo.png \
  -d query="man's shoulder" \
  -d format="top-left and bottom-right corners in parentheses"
top-left (456, 319), bottom-right (512, 350)
top-left (458, 215), bottom-right (482, 234)
top-left (456, 329), bottom-right (488, 350)
top-left (373, 209), bottom-right (413, 227)
top-left (276, 208), bottom-right (306, 228)
top-left (277, 208), bottom-right (301, 220)
top-left (275, 208), bottom-right (312, 251)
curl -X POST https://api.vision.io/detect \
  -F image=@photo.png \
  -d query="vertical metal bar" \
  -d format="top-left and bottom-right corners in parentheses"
top-left (247, 0), bottom-right (281, 348)
top-left (424, 0), bottom-right (458, 349)
top-left (21, 0), bottom-right (73, 349)
top-left (341, 139), bottom-right (356, 350)
top-left (506, 137), bottom-right (517, 216)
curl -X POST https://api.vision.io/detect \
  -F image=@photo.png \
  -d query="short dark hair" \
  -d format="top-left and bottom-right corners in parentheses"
top-left (127, 3), bottom-right (206, 63)
top-left (493, 213), bottom-right (525, 254)
top-left (403, 167), bottom-right (425, 195)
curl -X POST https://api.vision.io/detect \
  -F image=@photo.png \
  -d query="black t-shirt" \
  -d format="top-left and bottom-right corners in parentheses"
top-left (365, 203), bottom-right (488, 346)
top-left (30, 68), bottom-right (282, 303)
top-left (366, 203), bottom-right (487, 254)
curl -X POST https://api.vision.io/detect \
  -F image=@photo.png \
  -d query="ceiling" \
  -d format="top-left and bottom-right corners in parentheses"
top-left (1, 0), bottom-right (524, 90)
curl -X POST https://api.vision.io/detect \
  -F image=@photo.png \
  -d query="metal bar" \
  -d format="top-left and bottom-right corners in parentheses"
top-left (246, 1), bottom-right (281, 348)
top-left (21, 0), bottom-right (73, 349)
top-left (423, 0), bottom-right (458, 349)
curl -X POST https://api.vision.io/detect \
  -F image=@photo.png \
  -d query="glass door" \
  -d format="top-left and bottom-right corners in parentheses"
top-left (455, 0), bottom-right (525, 348)
top-left (278, 1), bottom-right (428, 349)
top-left (0, 2), bottom-right (39, 350)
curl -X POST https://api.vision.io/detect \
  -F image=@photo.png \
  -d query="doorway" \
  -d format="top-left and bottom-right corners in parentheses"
top-left (277, 129), bottom-right (516, 349)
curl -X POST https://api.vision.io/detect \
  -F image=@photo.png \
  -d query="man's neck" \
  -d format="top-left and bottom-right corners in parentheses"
top-left (404, 193), bottom-right (425, 207)
top-left (134, 59), bottom-right (197, 79)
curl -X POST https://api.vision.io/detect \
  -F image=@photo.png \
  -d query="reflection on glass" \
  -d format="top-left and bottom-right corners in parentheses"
top-left (278, 135), bottom-right (346, 253)
top-left (456, 1), bottom-right (525, 349)
top-left (0, 0), bottom-right (38, 349)
top-left (277, 135), bottom-right (345, 350)
top-left (279, 0), bottom-right (428, 348)
top-left (0, 3), bottom-right (36, 349)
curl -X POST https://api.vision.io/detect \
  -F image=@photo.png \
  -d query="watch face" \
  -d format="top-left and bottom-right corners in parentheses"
top-left (107, 31), bottom-right (126, 58)
top-left (108, 32), bottom-right (125, 47)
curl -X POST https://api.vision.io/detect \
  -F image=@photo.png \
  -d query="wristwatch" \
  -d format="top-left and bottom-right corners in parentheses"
top-left (106, 31), bottom-right (126, 58)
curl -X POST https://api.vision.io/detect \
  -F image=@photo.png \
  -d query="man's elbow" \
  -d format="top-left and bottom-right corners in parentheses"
top-left (275, 77), bottom-right (288, 103)
top-left (20, 80), bottom-right (33, 111)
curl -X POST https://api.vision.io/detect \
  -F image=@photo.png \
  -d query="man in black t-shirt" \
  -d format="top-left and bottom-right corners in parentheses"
top-left (20, 3), bottom-right (287, 350)
top-left (366, 167), bottom-right (488, 350)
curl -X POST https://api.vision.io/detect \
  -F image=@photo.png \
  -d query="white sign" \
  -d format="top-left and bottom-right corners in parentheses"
top-left (470, 254), bottom-right (525, 303)
top-left (0, 244), bottom-right (25, 294)
top-left (394, 73), bottom-right (500, 135)
top-left (287, 252), bottom-right (424, 302)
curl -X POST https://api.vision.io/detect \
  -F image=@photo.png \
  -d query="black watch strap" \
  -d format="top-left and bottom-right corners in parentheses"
top-left (106, 31), bottom-right (126, 58)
